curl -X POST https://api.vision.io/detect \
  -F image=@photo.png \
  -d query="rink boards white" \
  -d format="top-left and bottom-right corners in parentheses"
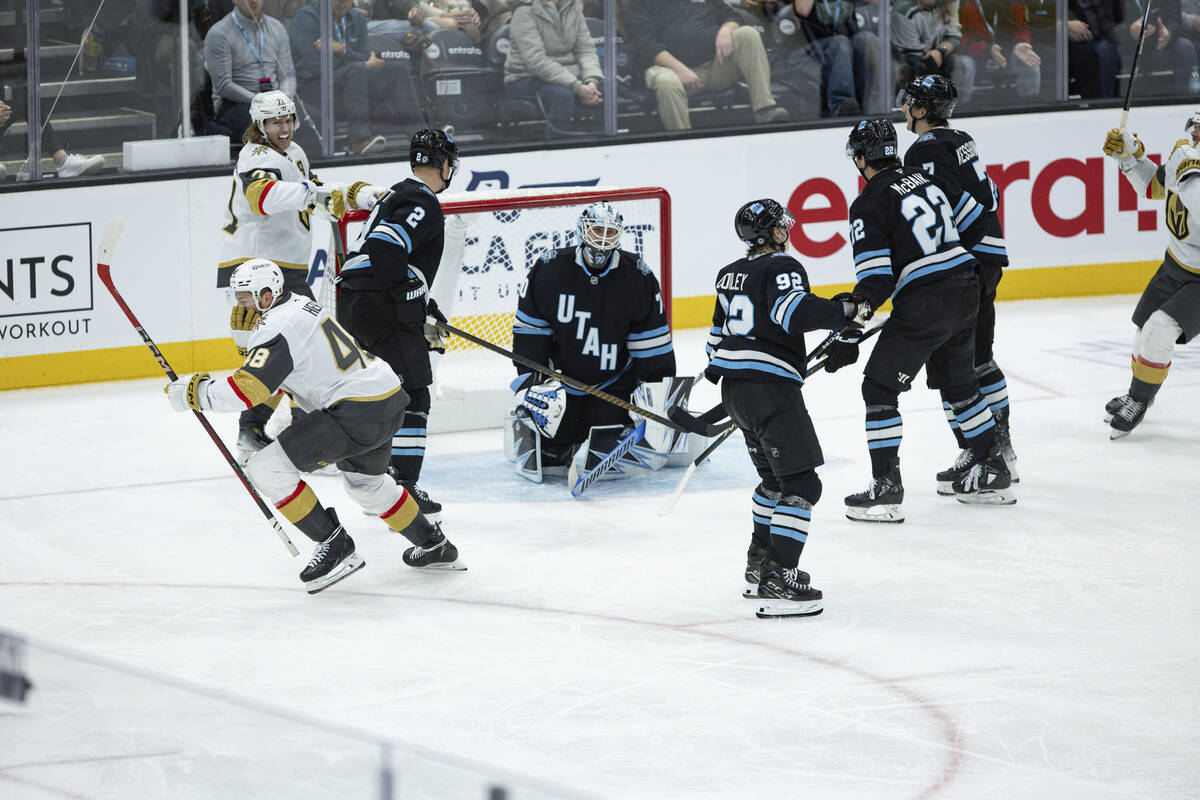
top-left (1, 102), bottom-right (1191, 390)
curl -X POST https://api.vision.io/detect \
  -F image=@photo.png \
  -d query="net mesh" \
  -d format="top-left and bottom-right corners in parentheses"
top-left (325, 187), bottom-right (670, 407)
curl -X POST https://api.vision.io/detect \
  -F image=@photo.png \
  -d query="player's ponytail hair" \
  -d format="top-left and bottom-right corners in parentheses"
top-left (242, 122), bottom-right (269, 146)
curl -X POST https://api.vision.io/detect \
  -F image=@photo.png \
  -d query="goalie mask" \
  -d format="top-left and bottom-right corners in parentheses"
top-left (577, 202), bottom-right (623, 271)
top-left (229, 259), bottom-right (285, 312)
top-left (250, 90), bottom-right (299, 136)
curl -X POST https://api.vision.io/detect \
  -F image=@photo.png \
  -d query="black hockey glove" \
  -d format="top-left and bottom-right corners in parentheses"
top-left (831, 292), bottom-right (874, 326)
top-left (822, 324), bottom-right (865, 373)
top-left (424, 298), bottom-right (448, 354)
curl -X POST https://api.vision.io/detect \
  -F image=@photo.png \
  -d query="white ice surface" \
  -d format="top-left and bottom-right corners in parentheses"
top-left (2, 296), bottom-right (1199, 799)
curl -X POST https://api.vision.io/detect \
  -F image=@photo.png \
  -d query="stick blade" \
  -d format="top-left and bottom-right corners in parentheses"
top-left (98, 220), bottom-right (125, 267)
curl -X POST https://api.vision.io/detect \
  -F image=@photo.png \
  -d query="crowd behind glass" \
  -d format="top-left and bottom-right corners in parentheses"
top-left (0, 0), bottom-right (1196, 181)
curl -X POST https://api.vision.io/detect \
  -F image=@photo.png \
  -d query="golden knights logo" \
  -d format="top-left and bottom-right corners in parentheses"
top-left (1166, 191), bottom-right (1191, 241)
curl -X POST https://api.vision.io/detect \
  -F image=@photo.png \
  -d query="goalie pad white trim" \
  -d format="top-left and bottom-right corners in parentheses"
top-left (570, 423), bottom-right (669, 485)
top-left (504, 410), bottom-right (545, 483)
top-left (631, 377), bottom-right (698, 465)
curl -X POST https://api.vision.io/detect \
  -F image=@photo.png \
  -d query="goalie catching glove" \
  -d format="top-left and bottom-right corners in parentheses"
top-left (513, 379), bottom-right (567, 438)
top-left (166, 372), bottom-right (213, 412)
top-left (230, 305), bottom-right (262, 357)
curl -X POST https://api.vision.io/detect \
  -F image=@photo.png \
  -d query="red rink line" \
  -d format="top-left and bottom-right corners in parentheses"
top-left (2, 580), bottom-right (963, 799)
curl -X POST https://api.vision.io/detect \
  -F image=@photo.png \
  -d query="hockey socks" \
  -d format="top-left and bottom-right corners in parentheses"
top-left (865, 404), bottom-right (903, 476)
top-left (390, 386), bottom-right (430, 483)
top-left (275, 480), bottom-right (340, 542)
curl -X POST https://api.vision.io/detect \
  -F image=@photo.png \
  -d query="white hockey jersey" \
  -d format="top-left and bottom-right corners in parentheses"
top-left (218, 141), bottom-right (317, 285)
top-left (1121, 140), bottom-right (1200, 274)
top-left (203, 293), bottom-right (402, 414)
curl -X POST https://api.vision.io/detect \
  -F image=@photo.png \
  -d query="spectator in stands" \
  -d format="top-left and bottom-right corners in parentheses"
top-left (1067, 0), bottom-right (1121, 97)
top-left (263, 0), bottom-right (307, 28)
top-left (421, 0), bottom-right (483, 42)
top-left (625, 0), bottom-right (790, 131)
top-left (504, 0), bottom-right (604, 137)
top-left (0, 99), bottom-right (105, 178)
top-left (290, 0), bottom-right (388, 154)
top-left (365, 0), bottom-right (440, 36)
top-left (480, 0), bottom-right (524, 40)
top-left (891, 0), bottom-right (976, 103)
top-left (1122, 0), bottom-right (1197, 96)
top-left (776, 0), bottom-right (883, 115)
top-left (959, 0), bottom-right (1042, 99)
top-left (204, 0), bottom-right (297, 140)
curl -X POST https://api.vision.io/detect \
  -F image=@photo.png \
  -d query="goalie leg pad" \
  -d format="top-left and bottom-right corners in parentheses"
top-left (505, 410), bottom-right (545, 483)
top-left (633, 377), bottom-right (698, 460)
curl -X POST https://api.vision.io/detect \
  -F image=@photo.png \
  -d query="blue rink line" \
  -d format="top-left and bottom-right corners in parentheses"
top-left (420, 441), bottom-right (759, 504)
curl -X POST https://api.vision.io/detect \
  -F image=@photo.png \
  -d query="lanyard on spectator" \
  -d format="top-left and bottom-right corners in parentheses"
top-left (966, 0), bottom-right (996, 37)
top-left (334, 15), bottom-right (346, 44)
top-left (820, 0), bottom-right (844, 30)
top-left (231, 9), bottom-right (267, 72)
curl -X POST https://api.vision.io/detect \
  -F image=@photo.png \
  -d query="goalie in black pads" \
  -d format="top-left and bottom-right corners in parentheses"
top-left (166, 260), bottom-right (465, 594)
top-left (505, 201), bottom-right (688, 485)
top-left (899, 75), bottom-right (1019, 491)
top-left (823, 119), bottom-right (1015, 522)
top-left (336, 129), bottom-right (459, 520)
top-left (706, 199), bottom-right (865, 619)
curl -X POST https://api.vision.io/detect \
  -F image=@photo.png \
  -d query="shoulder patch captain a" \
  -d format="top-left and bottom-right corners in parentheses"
top-left (540, 249), bottom-right (557, 262)
top-left (635, 258), bottom-right (651, 276)
top-left (916, 132), bottom-right (934, 142)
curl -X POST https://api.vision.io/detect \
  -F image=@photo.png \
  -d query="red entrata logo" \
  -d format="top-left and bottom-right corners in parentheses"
top-left (786, 157), bottom-right (1163, 259)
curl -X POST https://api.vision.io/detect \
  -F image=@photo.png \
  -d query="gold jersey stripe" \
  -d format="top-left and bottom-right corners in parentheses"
top-left (244, 178), bottom-right (276, 215)
top-left (230, 369), bottom-right (274, 407)
top-left (328, 385), bottom-right (406, 407)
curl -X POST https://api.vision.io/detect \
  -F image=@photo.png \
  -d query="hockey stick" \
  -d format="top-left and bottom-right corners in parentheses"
top-left (433, 320), bottom-right (692, 433)
top-left (569, 420), bottom-right (647, 498)
top-left (95, 221), bottom-right (299, 557)
top-left (1121, 0), bottom-right (1155, 130)
top-left (658, 322), bottom-right (887, 515)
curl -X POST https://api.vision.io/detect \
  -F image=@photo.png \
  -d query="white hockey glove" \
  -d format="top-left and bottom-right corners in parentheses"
top-left (346, 181), bottom-right (386, 211)
top-left (514, 379), bottom-right (567, 438)
top-left (165, 372), bottom-right (212, 412)
top-left (314, 186), bottom-right (347, 219)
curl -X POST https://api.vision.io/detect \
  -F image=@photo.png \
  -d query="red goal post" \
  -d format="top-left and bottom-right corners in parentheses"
top-left (330, 186), bottom-right (673, 433)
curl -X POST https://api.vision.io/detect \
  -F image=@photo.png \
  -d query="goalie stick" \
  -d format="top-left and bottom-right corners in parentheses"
top-left (569, 420), bottom-right (648, 498)
top-left (659, 322), bottom-right (887, 515)
top-left (434, 320), bottom-right (693, 434)
top-left (95, 221), bottom-right (299, 557)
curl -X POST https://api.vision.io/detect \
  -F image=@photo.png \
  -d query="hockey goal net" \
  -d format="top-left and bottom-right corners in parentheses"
top-left (323, 186), bottom-right (672, 433)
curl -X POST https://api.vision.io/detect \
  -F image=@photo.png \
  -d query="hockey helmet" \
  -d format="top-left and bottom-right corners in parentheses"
top-left (735, 198), bottom-right (794, 247)
top-left (846, 118), bottom-right (899, 163)
top-left (576, 202), bottom-right (624, 267)
top-left (1186, 109), bottom-right (1200, 143)
top-left (897, 74), bottom-right (958, 123)
top-left (250, 90), bottom-right (299, 133)
top-left (230, 258), bottom-right (285, 312)
top-left (410, 128), bottom-right (459, 187)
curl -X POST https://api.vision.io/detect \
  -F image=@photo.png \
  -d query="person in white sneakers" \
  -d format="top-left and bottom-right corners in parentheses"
top-left (0, 98), bottom-right (105, 178)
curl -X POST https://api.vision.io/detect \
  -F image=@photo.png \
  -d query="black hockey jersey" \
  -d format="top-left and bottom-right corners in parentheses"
top-left (849, 166), bottom-right (987, 310)
top-left (513, 247), bottom-right (675, 394)
top-left (706, 252), bottom-right (847, 384)
top-left (339, 177), bottom-right (445, 322)
top-left (905, 126), bottom-right (1007, 267)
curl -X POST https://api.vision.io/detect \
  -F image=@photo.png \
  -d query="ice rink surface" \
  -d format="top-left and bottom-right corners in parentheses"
top-left (2, 295), bottom-right (1198, 799)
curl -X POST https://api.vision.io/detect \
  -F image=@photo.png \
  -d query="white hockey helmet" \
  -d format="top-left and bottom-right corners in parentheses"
top-left (576, 202), bottom-right (623, 269)
top-left (250, 90), bottom-right (299, 134)
top-left (1186, 109), bottom-right (1200, 144)
top-left (229, 258), bottom-right (285, 311)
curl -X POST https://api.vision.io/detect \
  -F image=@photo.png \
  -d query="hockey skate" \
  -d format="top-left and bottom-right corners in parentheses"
top-left (236, 424), bottom-right (273, 466)
top-left (845, 466), bottom-right (905, 523)
top-left (1108, 395), bottom-right (1151, 438)
top-left (953, 447), bottom-right (1016, 505)
top-left (1104, 394), bottom-right (1153, 424)
top-left (992, 409), bottom-right (1019, 483)
top-left (744, 542), bottom-right (809, 598)
top-left (936, 449), bottom-right (973, 496)
top-left (402, 525), bottom-right (466, 571)
top-left (756, 559), bottom-right (823, 618)
top-left (300, 513), bottom-right (364, 594)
